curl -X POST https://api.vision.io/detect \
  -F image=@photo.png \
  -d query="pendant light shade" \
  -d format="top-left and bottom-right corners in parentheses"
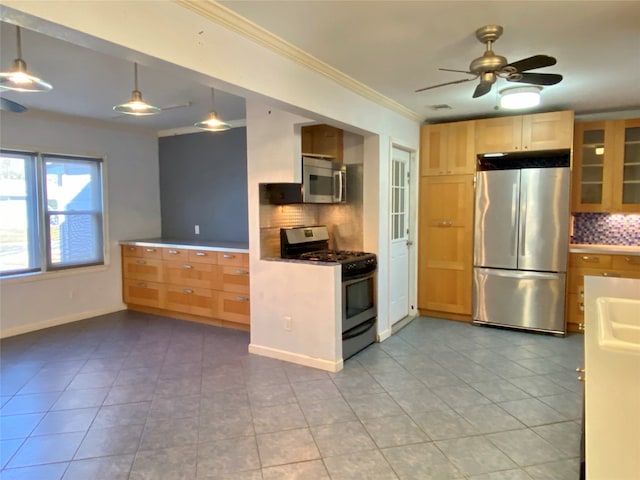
top-left (0, 26), bottom-right (53, 92)
top-left (194, 88), bottom-right (231, 132)
top-left (113, 62), bottom-right (161, 116)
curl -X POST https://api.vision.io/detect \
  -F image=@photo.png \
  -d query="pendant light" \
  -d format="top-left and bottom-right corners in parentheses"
top-left (0, 26), bottom-right (53, 92)
top-left (113, 62), bottom-right (161, 116)
top-left (194, 88), bottom-right (231, 132)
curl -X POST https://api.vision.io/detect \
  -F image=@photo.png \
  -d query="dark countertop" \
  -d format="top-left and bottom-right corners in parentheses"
top-left (120, 238), bottom-right (249, 253)
top-left (569, 244), bottom-right (640, 256)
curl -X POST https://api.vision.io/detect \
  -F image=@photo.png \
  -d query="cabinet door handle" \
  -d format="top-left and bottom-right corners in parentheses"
top-left (223, 254), bottom-right (235, 259)
top-left (624, 256), bottom-right (640, 265)
top-left (581, 256), bottom-right (600, 263)
top-left (235, 269), bottom-right (249, 275)
top-left (145, 248), bottom-right (156, 253)
top-left (137, 282), bottom-right (147, 287)
top-left (195, 252), bottom-right (207, 256)
top-left (135, 259), bottom-right (146, 265)
top-left (128, 246), bottom-right (136, 251)
top-left (168, 249), bottom-right (180, 255)
top-left (183, 264), bottom-right (193, 269)
top-left (183, 289), bottom-right (193, 294)
top-left (235, 296), bottom-right (249, 302)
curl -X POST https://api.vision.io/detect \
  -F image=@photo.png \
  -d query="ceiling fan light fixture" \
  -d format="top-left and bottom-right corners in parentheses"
top-left (499, 86), bottom-right (541, 110)
top-left (113, 63), bottom-right (160, 116)
top-left (194, 88), bottom-right (231, 132)
top-left (0, 27), bottom-right (53, 92)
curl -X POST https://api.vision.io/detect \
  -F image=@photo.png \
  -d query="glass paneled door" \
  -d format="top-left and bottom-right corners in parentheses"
top-left (389, 146), bottom-right (412, 325)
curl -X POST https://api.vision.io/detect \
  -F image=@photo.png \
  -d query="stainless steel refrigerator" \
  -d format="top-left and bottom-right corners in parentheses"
top-left (473, 165), bottom-right (570, 334)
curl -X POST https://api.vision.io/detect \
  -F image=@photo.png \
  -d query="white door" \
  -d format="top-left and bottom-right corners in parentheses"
top-left (389, 146), bottom-right (411, 325)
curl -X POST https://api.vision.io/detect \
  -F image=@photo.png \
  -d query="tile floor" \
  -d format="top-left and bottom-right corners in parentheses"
top-left (0, 311), bottom-right (584, 479)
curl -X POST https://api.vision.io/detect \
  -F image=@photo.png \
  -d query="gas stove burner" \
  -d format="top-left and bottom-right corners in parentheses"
top-left (279, 226), bottom-right (377, 279)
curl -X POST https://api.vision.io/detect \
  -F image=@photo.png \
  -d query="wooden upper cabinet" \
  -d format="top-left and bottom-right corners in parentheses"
top-left (572, 118), bottom-right (640, 213)
top-left (475, 111), bottom-right (574, 154)
top-left (420, 120), bottom-right (476, 176)
top-left (301, 124), bottom-right (343, 161)
top-left (615, 118), bottom-right (640, 212)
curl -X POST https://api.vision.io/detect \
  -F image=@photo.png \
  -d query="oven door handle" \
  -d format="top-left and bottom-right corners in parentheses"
top-left (342, 317), bottom-right (376, 340)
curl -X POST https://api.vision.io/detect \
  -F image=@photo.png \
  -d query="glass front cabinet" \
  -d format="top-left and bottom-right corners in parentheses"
top-left (573, 119), bottom-right (640, 213)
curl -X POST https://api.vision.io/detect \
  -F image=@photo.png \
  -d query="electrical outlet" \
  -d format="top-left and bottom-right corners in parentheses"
top-left (284, 316), bottom-right (292, 331)
top-left (195, 225), bottom-right (200, 235)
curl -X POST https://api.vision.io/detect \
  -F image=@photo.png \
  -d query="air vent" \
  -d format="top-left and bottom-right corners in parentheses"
top-left (430, 104), bottom-right (452, 111)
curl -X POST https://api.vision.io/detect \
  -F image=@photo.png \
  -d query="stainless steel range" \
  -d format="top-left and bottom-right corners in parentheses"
top-left (280, 226), bottom-right (377, 360)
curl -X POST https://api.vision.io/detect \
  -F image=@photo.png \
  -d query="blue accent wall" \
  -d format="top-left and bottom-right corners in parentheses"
top-left (158, 128), bottom-right (248, 243)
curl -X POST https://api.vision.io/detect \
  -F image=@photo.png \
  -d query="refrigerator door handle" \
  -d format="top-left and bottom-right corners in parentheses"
top-left (511, 185), bottom-right (518, 258)
top-left (519, 180), bottom-right (528, 258)
top-left (475, 267), bottom-right (561, 281)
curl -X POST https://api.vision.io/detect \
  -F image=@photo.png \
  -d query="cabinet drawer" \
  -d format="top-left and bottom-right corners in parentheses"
top-left (164, 261), bottom-right (222, 290)
top-left (162, 247), bottom-right (187, 260)
top-left (165, 285), bottom-right (217, 317)
top-left (123, 279), bottom-right (164, 308)
top-left (611, 255), bottom-right (640, 272)
top-left (222, 266), bottom-right (250, 294)
top-left (217, 252), bottom-right (249, 267)
top-left (140, 246), bottom-right (162, 259)
top-left (187, 250), bottom-right (218, 264)
top-left (123, 257), bottom-right (163, 282)
top-left (218, 292), bottom-right (250, 324)
top-left (569, 253), bottom-right (612, 268)
top-left (122, 245), bottom-right (143, 257)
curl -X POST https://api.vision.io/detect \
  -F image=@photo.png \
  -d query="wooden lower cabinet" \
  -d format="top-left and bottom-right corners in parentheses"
top-left (567, 252), bottom-right (640, 332)
top-left (219, 292), bottom-right (250, 325)
top-left (123, 279), bottom-right (164, 308)
top-left (418, 174), bottom-right (474, 318)
top-left (122, 246), bottom-right (250, 330)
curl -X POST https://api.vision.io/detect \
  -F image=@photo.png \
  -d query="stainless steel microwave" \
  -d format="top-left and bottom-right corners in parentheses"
top-left (302, 156), bottom-right (346, 203)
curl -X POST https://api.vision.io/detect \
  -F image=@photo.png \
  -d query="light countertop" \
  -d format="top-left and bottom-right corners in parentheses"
top-left (120, 238), bottom-right (249, 253)
top-left (570, 244), bottom-right (640, 256)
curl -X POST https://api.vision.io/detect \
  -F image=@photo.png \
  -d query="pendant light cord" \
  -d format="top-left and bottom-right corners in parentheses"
top-left (134, 62), bottom-right (139, 91)
top-left (16, 26), bottom-right (23, 59)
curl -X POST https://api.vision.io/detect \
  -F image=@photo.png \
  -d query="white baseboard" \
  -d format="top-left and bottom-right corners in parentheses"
top-left (0, 303), bottom-right (127, 339)
top-left (377, 327), bottom-right (392, 342)
top-left (248, 343), bottom-right (343, 373)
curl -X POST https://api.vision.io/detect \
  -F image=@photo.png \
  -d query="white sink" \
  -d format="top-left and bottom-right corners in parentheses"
top-left (597, 297), bottom-right (640, 354)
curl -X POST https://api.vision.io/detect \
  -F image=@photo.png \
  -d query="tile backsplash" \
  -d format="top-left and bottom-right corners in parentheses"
top-left (571, 213), bottom-right (640, 246)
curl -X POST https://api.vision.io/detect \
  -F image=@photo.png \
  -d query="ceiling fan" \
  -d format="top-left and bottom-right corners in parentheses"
top-left (416, 25), bottom-right (563, 98)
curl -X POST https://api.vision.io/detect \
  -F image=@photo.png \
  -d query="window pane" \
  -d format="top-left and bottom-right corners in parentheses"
top-left (44, 156), bottom-right (104, 269)
top-left (0, 152), bottom-right (39, 274)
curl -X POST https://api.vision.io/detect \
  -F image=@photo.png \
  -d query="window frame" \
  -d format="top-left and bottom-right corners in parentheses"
top-left (0, 148), bottom-right (107, 277)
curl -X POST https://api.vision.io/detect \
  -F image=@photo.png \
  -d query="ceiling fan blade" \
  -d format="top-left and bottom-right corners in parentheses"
top-left (0, 97), bottom-right (27, 113)
top-left (472, 82), bottom-right (492, 98)
top-left (415, 76), bottom-right (477, 93)
top-left (508, 72), bottom-right (563, 86)
top-left (505, 55), bottom-right (557, 72)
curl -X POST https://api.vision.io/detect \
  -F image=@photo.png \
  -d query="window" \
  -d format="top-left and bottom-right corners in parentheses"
top-left (0, 149), bottom-right (104, 276)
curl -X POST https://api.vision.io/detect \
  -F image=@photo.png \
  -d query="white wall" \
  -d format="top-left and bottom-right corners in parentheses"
top-left (0, 111), bottom-right (161, 337)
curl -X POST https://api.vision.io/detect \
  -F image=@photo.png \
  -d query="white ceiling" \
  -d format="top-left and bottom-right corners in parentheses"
top-left (1, 1), bottom-right (640, 132)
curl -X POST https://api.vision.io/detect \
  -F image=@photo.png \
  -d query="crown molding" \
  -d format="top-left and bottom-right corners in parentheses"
top-left (173, 0), bottom-right (421, 122)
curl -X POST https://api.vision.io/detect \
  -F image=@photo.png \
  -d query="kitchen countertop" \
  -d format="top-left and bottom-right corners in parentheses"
top-left (570, 244), bottom-right (640, 256)
top-left (120, 238), bottom-right (249, 253)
